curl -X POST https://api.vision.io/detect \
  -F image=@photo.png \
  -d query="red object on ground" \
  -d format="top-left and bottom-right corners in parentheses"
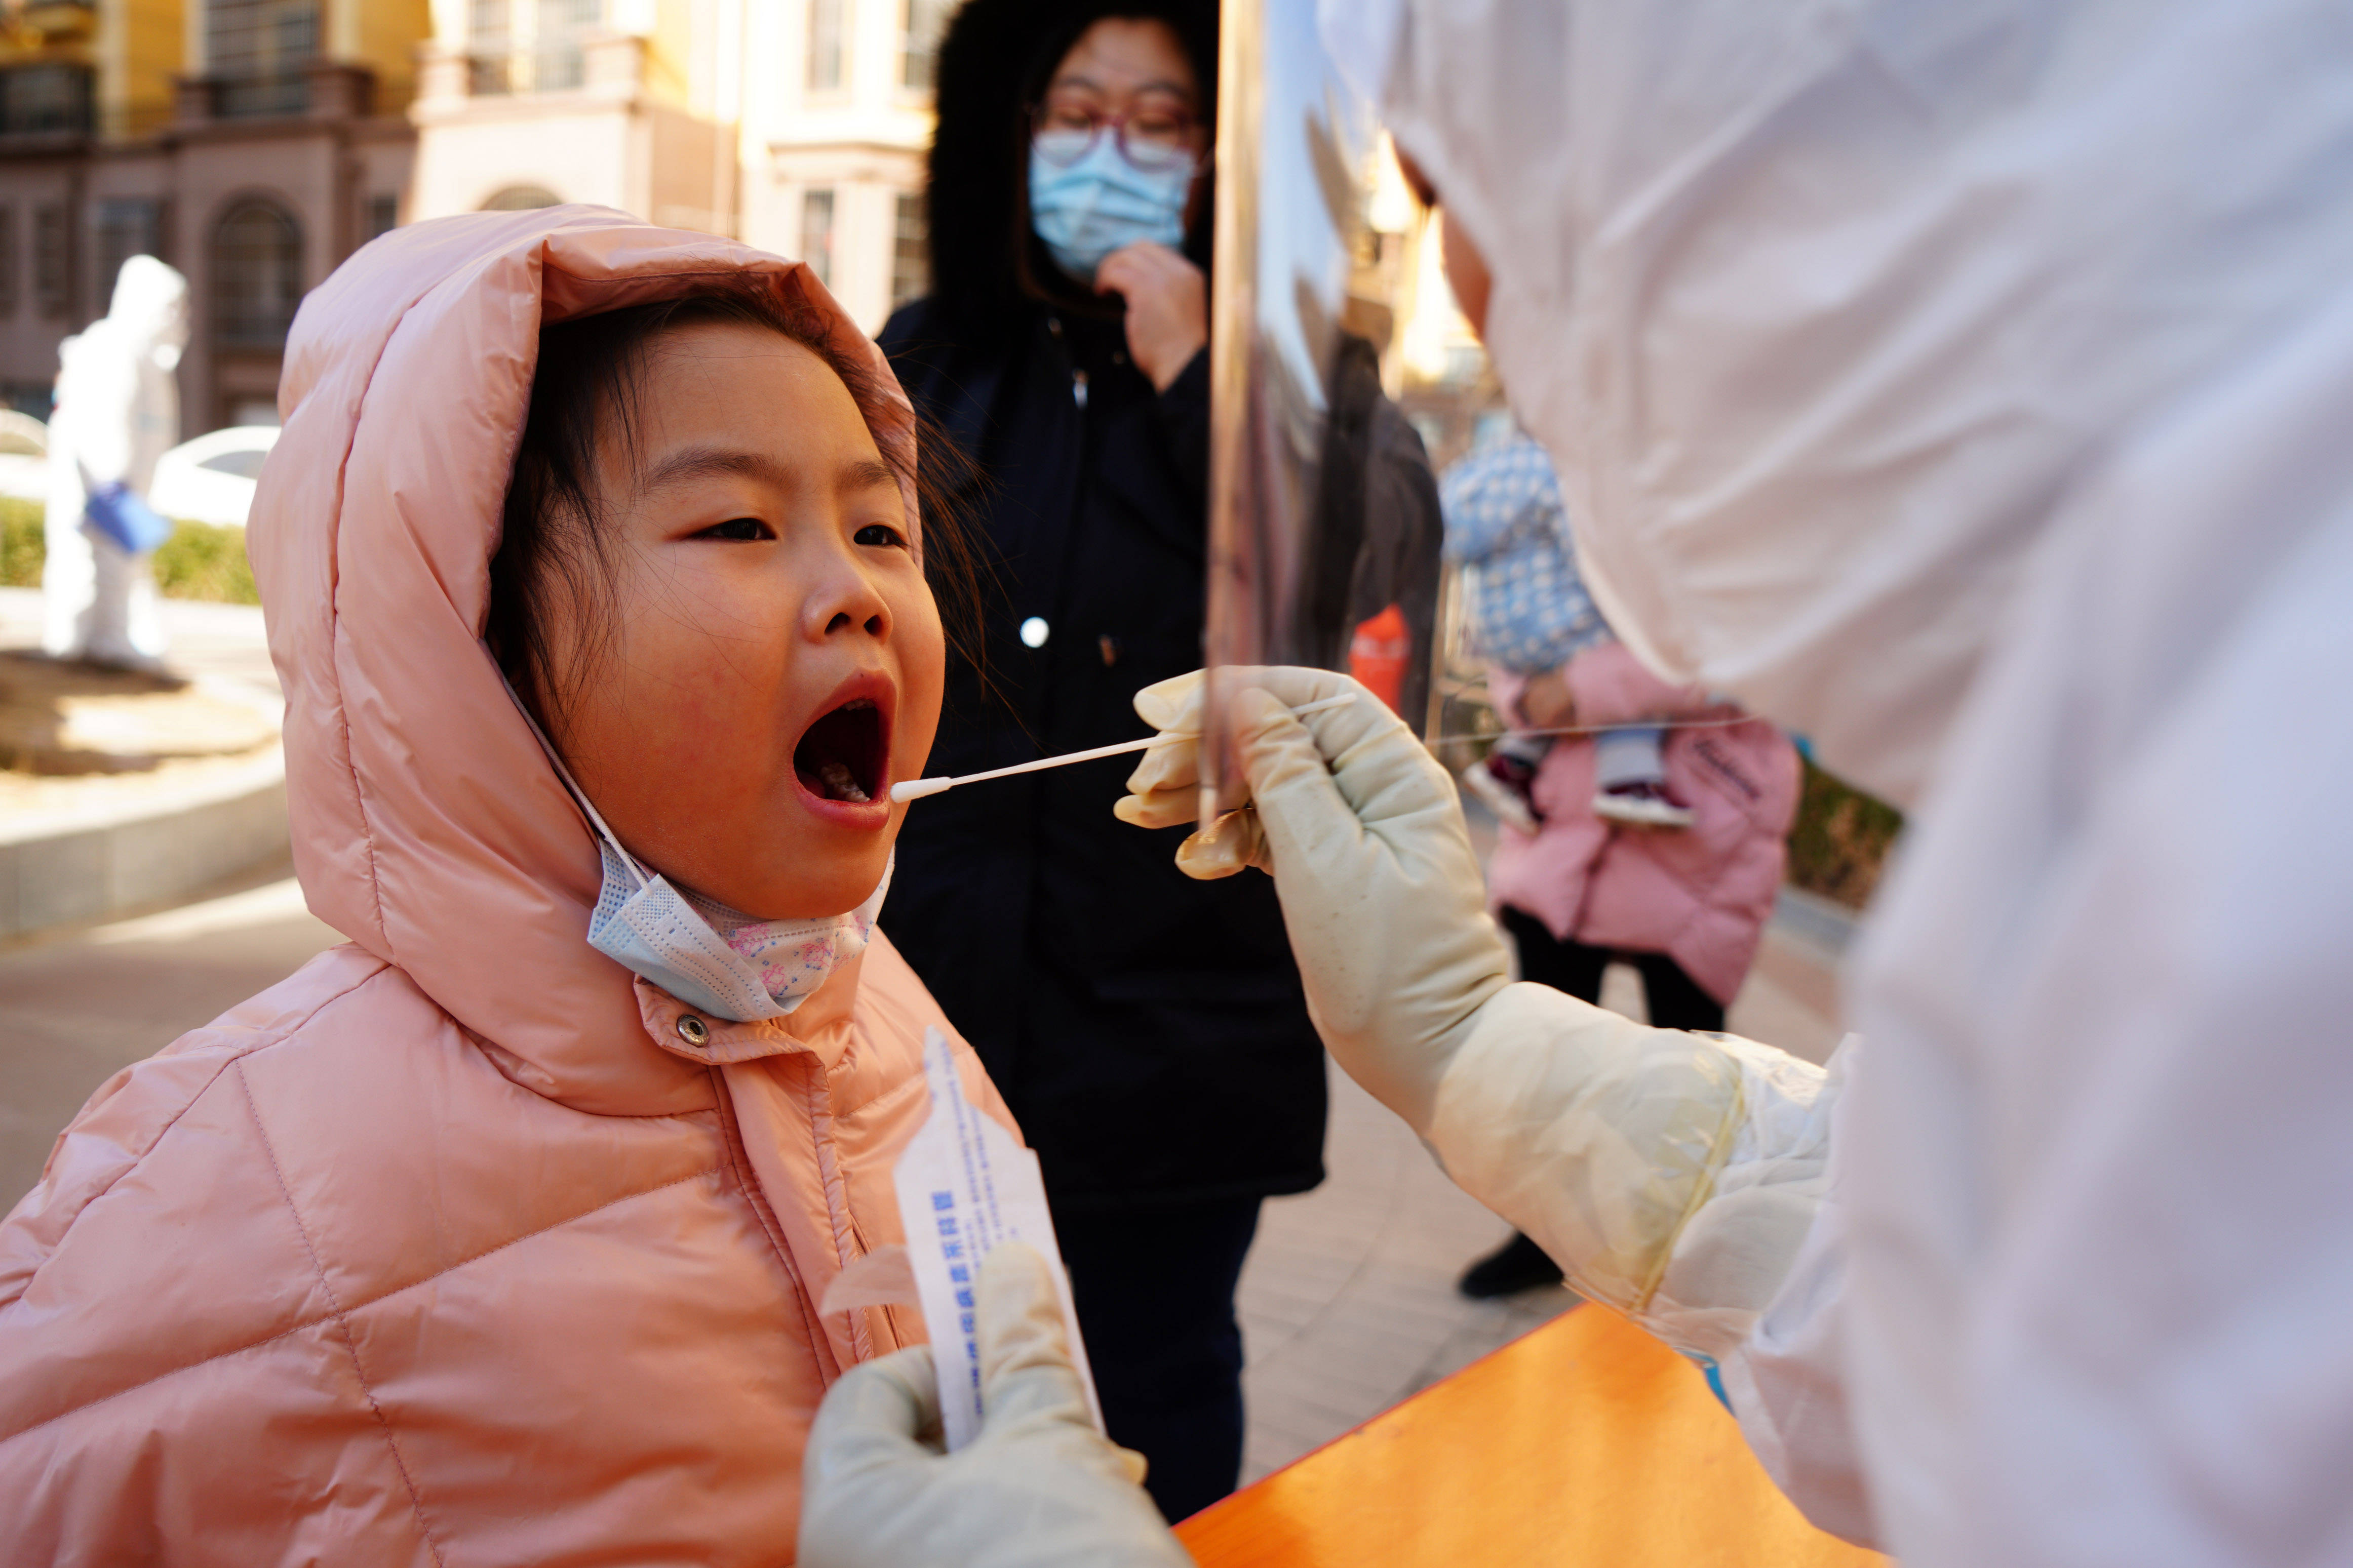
top-left (1348, 602), bottom-right (1410, 715)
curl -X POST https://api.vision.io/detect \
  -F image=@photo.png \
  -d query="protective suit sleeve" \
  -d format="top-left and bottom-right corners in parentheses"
top-left (797, 1242), bottom-right (1192, 1568)
top-left (1118, 666), bottom-right (1836, 1359)
top-left (1429, 983), bottom-right (1837, 1359)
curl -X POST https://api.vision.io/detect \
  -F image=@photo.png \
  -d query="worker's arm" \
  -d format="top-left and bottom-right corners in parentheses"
top-left (1116, 668), bottom-right (1837, 1363)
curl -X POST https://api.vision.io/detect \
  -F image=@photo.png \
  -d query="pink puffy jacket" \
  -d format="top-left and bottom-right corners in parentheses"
top-left (0, 209), bottom-right (1015, 1562)
top-left (1486, 642), bottom-right (1801, 1006)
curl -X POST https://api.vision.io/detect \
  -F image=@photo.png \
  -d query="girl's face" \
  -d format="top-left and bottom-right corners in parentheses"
top-left (546, 320), bottom-right (944, 921)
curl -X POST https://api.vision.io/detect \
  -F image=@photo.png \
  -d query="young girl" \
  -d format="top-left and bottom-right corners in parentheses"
top-left (0, 208), bottom-right (1012, 1561)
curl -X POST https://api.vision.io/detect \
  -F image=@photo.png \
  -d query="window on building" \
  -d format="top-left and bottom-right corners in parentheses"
top-left (213, 200), bottom-right (303, 349)
top-left (535, 0), bottom-right (604, 92)
top-left (482, 186), bottom-right (562, 212)
top-left (891, 192), bottom-right (927, 309)
top-left (470, 0), bottom-right (600, 94)
top-left (0, 208), bottom-right (19, 320)
top-left (93, 198), bottom-right (166, 311)
top-left (0, 64), bottom-right (95, 137)
top-left (468, 0), bottom-right (514, 94)
top-left (800, 188), bottom-right (836, 289)
top-left (210, 0), bottom-right (321, 118)
top-left (33, 203), bottom-right (71, 320)
top-left (363, 194), bottom-right (399, 242)
top-left (807, 0), bottom-right (846, 93)
top-left (900, 0), bottom-right (949, 92)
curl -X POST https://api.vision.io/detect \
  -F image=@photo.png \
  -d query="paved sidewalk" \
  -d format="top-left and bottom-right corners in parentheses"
top-left (0, 862), bottom-right (333, 1203)
top-left (0, 586), bottom-right (279, 696)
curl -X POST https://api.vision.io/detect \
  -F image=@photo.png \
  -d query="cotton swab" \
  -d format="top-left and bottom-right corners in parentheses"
top-left (889, 693), bottom-right (1359, 804)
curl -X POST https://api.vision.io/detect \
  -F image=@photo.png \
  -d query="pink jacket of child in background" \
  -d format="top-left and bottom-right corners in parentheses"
top-left (0, 210), bottom-right (1013, 1562)
top-left (1485, 642), bottom-right (1802, 1006)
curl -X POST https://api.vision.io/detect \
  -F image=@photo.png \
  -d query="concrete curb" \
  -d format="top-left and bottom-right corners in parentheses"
top-left (1771, 883), bottom-right (1861, 958)
top-left (0, 744), bottom-right (289, 942)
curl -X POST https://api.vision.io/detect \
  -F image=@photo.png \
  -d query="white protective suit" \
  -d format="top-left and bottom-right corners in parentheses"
top-left (1313, 0), bottom-right (2353, 1561)
top-left (41, 254), bottom-right (189, 666)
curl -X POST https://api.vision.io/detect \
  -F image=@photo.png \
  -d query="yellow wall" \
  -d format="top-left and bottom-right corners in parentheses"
top-left (108, 0), bottom-right (184, 139)
top-left (8, 1), bottom-right (428, 143)
top-left (347, 0), bottom-right (433, 113)
top-left (643, 0), bottom-right (697, 110)
top-left (0, 1), bottom-right (179, 141)
top-left (0, 3), bottom-right (95, 82)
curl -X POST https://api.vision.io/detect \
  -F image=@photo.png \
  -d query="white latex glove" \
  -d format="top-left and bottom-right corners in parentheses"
top-left (798, 1242), bottom-right (1193, 1568)
top-left (1114, 666), bottom-right (1510, 1129)
top-left (1115, 667), bottom-right (1837, 1361)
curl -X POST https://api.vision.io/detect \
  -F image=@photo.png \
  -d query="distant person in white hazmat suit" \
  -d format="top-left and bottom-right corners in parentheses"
top-left (41, 255), bottom-right (188, 668)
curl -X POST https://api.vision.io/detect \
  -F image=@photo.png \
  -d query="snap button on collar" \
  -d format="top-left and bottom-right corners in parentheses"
top-left (676, 1015), bottom-right (710, 1048)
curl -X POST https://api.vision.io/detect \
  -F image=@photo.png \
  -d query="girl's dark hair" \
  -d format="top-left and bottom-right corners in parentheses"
top-left (487, 279), bottom-right (984, 735)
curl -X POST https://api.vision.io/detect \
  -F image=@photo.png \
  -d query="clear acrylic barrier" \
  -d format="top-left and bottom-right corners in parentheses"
top-left (1200, 0), bottom-right (1439, 819)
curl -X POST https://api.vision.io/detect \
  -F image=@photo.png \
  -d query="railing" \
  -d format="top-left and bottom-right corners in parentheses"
top-left (0, 63), bottom-right (94, 140)
top-left (463, 47), bottom-right (587, 95)
top-left (209, 70), bottom-right (311, 119)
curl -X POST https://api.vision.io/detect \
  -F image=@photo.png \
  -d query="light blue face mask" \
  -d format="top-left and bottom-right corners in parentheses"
top-left (584, 838), bottom-right (889, 1024)
top-left (503, 673), bottom-right (888, 1023)
top-left (1029, 133), bottom-right (1195, 283)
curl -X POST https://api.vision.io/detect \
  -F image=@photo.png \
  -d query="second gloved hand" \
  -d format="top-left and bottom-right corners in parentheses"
top-left (798, 1241), bottom-right (1192, 1568)
top-left (1114, 667), bottom-right (1510, 1130)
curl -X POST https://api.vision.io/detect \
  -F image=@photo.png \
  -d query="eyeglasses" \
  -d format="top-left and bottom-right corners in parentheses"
top-left (1029, 100), bottom-right (1201, 175)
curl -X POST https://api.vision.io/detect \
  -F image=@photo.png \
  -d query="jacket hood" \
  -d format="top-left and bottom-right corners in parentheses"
top-left (100, 254), bottom-right (188, 357)
top-left (249, 206), bottom-right (917, 1114)
top-left (924, 0), bottom-right (1217, 336)
top-left (1328, 0), bottom-right (2353, 805)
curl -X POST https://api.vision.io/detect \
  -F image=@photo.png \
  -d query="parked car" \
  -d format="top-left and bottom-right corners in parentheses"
top-left (147, 425), bottom-right (280, 528)
top-left (0, 411), bottom-right (46, 502)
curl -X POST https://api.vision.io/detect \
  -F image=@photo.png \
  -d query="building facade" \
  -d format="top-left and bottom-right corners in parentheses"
top-left (409, 0), bottom-right (942, 336)
top-left (0, 0), bottom-right (427, 431)
top-left (0, 0), bottom-right (937, 443)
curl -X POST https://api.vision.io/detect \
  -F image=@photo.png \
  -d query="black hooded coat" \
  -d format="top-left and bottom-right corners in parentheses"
top-left (879, 0), bottom-right (1327, 1210)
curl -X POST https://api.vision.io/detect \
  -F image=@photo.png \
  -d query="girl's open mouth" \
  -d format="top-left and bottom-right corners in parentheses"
top-left (794, 696), bottom-right (888, 807)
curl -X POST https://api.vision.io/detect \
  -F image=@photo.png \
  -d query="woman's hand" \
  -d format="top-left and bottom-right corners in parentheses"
top-left (1096, 242), bottom-right (1207, 392)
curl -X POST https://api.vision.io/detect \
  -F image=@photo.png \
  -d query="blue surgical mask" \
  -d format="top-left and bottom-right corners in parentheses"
top-left (1029, 135), bottom-right (1195, 283)
top-left (502, 671), bottom-right (887, 1023)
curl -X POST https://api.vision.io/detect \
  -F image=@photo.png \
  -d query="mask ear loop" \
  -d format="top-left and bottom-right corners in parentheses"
top-left (495, 662), bottom-right (648, 894)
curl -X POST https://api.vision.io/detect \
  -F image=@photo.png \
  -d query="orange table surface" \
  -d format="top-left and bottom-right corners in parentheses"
top-left (1175, 1305), bottom-right (1885, 1568)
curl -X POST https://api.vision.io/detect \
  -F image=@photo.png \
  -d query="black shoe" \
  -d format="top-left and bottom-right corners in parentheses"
top-left (1457, 1232), bottom-right (1564, 1299)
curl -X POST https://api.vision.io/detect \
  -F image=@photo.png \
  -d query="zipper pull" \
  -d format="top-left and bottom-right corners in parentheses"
top-left (1072, 368), bottom-right (1089, 409)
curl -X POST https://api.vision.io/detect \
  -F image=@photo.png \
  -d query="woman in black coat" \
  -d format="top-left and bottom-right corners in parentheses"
top-left (878, 0), bottom-right (1325, 1523)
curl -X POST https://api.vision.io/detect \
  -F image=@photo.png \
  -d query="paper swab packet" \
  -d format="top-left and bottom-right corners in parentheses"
top-left (890, 691), bottom-right (1358, 804)
top-left (894, 1028), bottom-right (1104, 1450)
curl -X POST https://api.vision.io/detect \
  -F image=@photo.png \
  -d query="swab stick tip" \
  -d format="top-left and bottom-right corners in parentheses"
top-left (889, 776), bottom-right (954, 804)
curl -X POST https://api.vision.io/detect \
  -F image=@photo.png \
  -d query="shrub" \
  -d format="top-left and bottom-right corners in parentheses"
top-left (0, 497), bottom-right (38, 588)
top-left (0, 496), bottom-right (258, 605)
top-left (1786, 758), bottom-right (1903, 909)
top-left (152, 517), bottom-right (259, 604)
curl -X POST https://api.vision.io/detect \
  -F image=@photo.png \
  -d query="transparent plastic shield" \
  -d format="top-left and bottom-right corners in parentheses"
top-left (1200, 0), bottom-right (1439, 818)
